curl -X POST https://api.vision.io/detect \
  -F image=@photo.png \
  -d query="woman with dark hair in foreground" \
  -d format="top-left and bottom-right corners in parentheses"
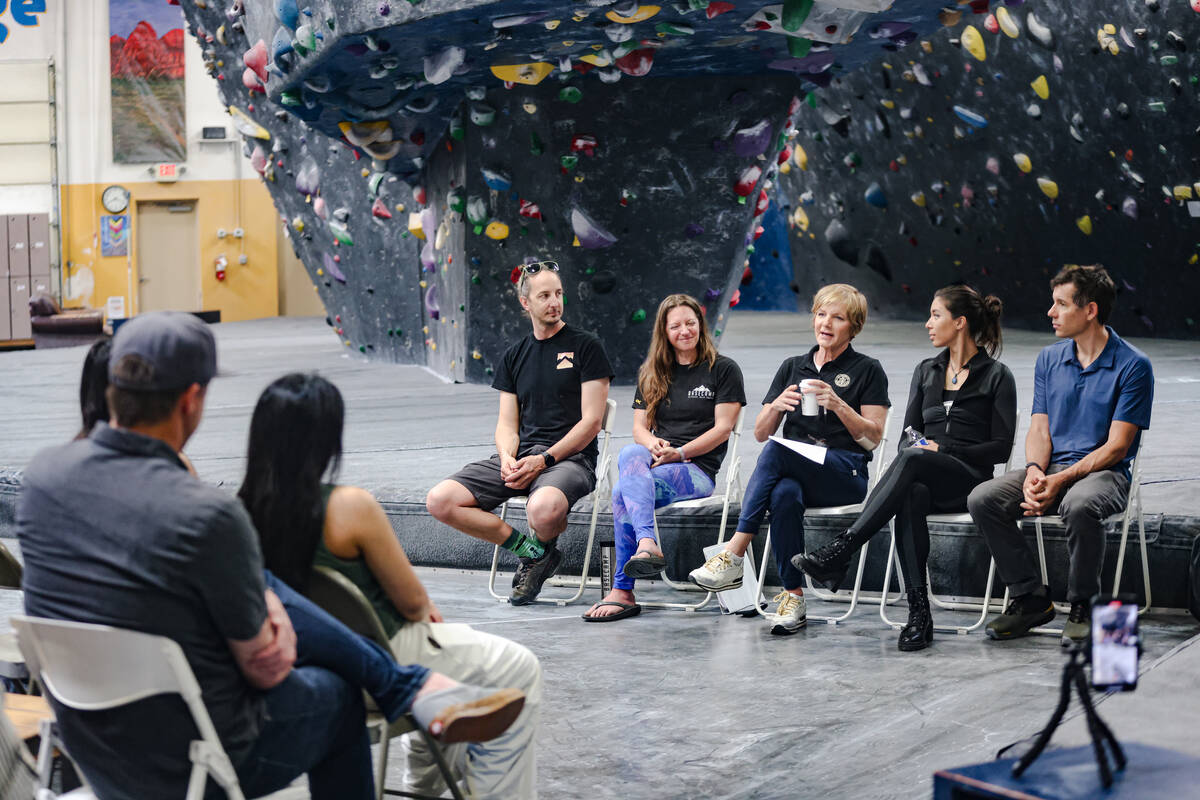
top-left (794, 285), bottom-right (1016, 651)
top-left (239, 373), bottom-right (542, 799)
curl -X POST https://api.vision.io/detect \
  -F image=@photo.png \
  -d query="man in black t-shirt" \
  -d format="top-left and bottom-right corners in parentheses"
top-left (427, 262), bottom-right (614, 605)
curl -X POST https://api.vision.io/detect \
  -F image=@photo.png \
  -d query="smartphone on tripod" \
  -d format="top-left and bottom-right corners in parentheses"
top-left (1090, 594), bottom-right (1140, 691)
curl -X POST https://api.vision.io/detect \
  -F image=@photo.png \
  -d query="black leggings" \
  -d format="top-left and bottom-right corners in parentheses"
top-left (846, 448), bottom-right (985, 588)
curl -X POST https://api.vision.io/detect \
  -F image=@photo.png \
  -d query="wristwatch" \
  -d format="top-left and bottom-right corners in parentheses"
top-left (542, 452), bottom-right (557, 468)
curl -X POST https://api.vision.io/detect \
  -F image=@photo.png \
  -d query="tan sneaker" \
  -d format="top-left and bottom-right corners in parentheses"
top-left (769, 591), bottom-right (807, 636)
top-left (688, 550), bottom-right (743, 591)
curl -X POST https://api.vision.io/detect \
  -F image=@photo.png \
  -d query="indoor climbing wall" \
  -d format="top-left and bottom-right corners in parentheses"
top-left (178, 0), bottom-right (983, 381)
top-left (775, 0), bottom-right (1200, 337)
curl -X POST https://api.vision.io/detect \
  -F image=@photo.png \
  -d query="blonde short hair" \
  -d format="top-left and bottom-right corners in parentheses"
top-left (811, 284), bottom-right (868, 337)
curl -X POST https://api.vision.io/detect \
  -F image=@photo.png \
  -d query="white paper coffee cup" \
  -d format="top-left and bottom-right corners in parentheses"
top-left (800, 379), bottom-right (821, 416)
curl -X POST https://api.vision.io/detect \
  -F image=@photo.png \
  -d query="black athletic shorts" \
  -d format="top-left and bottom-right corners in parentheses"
top-left (448, 445), bottom-right (597, 512)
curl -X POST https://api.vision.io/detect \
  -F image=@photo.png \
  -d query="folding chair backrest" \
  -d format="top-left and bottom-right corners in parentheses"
top-left (864, 409), bottom-right (893, 494)
top-left (12, 616), bottom-right (196, 711)
top-left (12, 615), bottom-right (226, 759)
top-left (306, 567), bottom-right (392, 651)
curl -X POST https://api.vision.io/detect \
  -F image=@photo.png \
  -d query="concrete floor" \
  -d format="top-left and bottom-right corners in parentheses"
top-left (1, 566), bottom-right (1196, 800)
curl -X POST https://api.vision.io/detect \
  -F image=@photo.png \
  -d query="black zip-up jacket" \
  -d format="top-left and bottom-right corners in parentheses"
top-left (901, 349), bottom-right (1017, 476)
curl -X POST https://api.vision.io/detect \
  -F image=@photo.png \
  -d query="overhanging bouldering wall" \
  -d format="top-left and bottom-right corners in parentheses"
top-left (176, 0), bottom-right (973, 381)
top-left (775, 0), bottom-right (1200, 337)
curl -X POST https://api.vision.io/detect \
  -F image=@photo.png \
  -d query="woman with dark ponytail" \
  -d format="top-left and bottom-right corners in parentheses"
top-left (793, 285), bottom-right (1016, 651)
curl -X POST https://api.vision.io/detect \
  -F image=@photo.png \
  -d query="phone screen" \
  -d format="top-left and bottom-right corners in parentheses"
top-left (1090, 598), bottom-right (1139, 691)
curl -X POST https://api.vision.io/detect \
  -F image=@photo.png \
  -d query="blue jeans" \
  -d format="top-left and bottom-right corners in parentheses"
top-left (611, 445), bottom-right (714, 592)
top-left (737, 441), bottom-right (868, 590)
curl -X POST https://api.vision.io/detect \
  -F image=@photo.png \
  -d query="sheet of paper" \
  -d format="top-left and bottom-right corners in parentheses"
top-left (768, 435), bottom-right (827, 465)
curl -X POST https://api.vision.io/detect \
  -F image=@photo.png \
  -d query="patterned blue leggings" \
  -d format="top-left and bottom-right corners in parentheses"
top-left (611, 444), bottom-right (714, 592)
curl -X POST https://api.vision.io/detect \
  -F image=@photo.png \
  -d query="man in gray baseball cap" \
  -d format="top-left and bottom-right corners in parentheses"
top-left (108, 310), bottom-right (217, 392)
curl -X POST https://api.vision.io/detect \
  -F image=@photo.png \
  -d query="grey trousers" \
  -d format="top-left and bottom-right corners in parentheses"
top-left (967, 466), bottom-right (1129, 603)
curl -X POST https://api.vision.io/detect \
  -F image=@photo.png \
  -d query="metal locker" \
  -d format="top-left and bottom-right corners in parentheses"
top-left (9, 276), bottom-right (31, 339)
top-left (6, 216), bottom-right (29, 278)
top-left (27, 214), bottom-right (50, 275)
top-left (0, 219), bottom-right (7, 279)
top-left (30, 273), bottom-right (52, 297)
top-left (0, 279), bottom-right (10, 339)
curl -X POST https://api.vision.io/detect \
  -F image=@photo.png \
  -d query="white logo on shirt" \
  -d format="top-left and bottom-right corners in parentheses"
top-left (834, 373), bottom-right (851, 388)
top-left (688, 384), bottom-right (715, 400)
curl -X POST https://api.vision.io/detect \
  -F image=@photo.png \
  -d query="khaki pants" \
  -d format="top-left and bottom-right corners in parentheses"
top-left (391, 622), bottom-right (541, 799)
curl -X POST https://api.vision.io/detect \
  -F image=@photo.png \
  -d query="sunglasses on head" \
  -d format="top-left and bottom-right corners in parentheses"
top-left (520, 260), bottom-right (560, 275)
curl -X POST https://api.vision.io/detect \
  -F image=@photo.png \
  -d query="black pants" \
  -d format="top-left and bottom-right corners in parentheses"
top-left (847, 448), bottom-right (985, 588)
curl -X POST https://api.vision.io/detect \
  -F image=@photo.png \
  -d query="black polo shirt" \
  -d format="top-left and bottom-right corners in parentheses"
top-left (762, 344), bottom-right (891, 458)
top-left (17, 423), bottom-right (268, 798)
top-left (492, 324), bottom-right (614, 463)
top-left (633, 354), bottom-right (747, 480)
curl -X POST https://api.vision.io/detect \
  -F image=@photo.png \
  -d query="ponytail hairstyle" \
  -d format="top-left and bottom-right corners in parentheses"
top-left (238, 373), bottom-right (344, 593)
top-left (934, 284), bottom-right (1004, 357)
top-left (636, 294), bottom-right (716, 431)
top-left (78, 338), bottom-right (112, 439)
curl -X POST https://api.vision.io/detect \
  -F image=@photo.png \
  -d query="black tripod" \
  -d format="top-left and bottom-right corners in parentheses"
top-left (1012, 644), bottom-right (1126, 788)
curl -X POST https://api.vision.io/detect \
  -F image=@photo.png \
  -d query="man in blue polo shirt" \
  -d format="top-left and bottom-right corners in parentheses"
top-left (968, 265), bottom-right (1153, 645)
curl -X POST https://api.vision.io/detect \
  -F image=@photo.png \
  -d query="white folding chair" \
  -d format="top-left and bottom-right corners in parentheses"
top-left (639, 406), bottom-right (747, 612)
top-left (487, 398), bottom-right (618, 605)
top-left (12, 616), bottom-right (248, 800)
top-left (751, 411), bottom-right (894, 625)
top-left (1021, 446), bottom-right (1151, 636)
top-left (878, 419), bottom-right (1020, 635)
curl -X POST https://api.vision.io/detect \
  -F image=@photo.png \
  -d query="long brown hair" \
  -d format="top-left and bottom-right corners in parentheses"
top-left (636, 294), bottom-right (717, 430)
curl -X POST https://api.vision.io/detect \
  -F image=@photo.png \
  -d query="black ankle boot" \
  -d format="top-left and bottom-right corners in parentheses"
top-left (898, 586), bottom-right (933, 652)
top-left (790, 531), bottom-right (860, 592)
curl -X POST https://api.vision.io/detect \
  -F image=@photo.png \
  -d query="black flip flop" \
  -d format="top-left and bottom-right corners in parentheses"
top-left (621, 552), bottom-right (667, 580)
top-left (582, 601), bottom-right (643, 622)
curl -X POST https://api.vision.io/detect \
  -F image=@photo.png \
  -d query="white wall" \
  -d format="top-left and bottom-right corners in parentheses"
top-left (61, 0), bottom-right (255, 187)
top-left (0, 0), bottom-right (257, 218)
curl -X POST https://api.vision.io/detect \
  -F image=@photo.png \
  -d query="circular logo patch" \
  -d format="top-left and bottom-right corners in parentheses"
top-left (834, 373), bottom-right (851, 388)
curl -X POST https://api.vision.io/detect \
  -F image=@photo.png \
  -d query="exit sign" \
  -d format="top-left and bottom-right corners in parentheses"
top-left (155, 163), bottom-right (179, 183)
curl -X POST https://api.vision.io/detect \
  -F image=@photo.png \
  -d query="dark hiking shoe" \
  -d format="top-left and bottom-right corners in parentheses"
top-left (1061, 602), bottom-right (1091, 647)
top-left (986, 591), bottom-right (1056, 640)
top-left (510, 548), bottom-right (562, 605)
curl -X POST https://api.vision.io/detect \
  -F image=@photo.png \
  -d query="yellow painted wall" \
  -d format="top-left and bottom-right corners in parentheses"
top-left (60, 178), bottom-right (280, 322)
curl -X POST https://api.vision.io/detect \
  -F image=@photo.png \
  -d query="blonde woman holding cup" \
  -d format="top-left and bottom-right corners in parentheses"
top-left (688, 284), bottom-right (890, 635)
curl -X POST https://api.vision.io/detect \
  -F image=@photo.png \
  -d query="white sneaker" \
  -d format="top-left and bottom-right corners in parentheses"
top-left (769, 591), bottom-right (807, 636)
top-left (688, 550), bottom-right (743, 591)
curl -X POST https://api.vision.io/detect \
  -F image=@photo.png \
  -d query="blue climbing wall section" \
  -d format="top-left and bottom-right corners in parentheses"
top-left (740, 196), bottom-right (799, 310)
top-left (776, 0), bottom-right (1200, 337)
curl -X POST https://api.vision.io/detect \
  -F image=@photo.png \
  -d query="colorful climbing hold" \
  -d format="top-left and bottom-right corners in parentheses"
top-left (1036, 177), bottom-right (1059, 200)
top-left (484, 221), bottom-right (510, 240)
top-left (558, 86), bottom-right (583, 103)
top-left (995, 6), bottom-right (1020, 38)
top-left (615, 49), bottom-right (655, 77)
top-left (371, 197), bottom-right (392, 219)
top-left (864, 182), bottom-right (887, 208)
top-left (605, 5), bottom-right (661, 24)
top-left (952, 105), bottom-right (988, 129)
top-left (571, 207), bottom-right (618, 249)
top-left (734, 165), bottom-right (762, 197)
top-left (1013, 153), bottom-right (1032, 173)
top-left (1030, 75), bottom-right (1049, 100)
top-left (490, 62), bottom-right (554, 86)
top-left (961, 25), bottom-right (986, 62)
top-left (733, 120), bottom-right (772, 157)
top-left (630, 308), bottom-right (647, 323)
top-left (1076, 215), bottom-right (1093, 235)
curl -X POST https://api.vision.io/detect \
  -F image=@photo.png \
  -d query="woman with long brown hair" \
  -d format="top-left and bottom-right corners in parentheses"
top-left (583, 294), bottom-right (745, 621)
